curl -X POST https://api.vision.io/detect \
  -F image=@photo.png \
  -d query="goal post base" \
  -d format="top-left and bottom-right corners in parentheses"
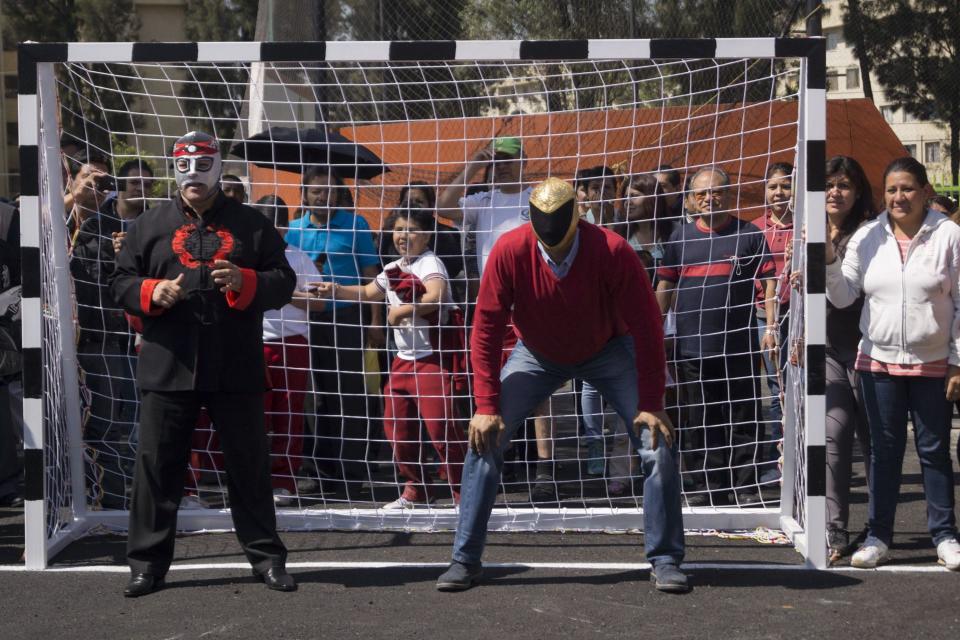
top-left (79, 507), bottom-right (783, 536)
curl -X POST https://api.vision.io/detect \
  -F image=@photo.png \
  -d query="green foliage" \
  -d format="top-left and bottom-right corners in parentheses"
top-left (459, 0), bottom-right (797, 40)
top-left (311, 0), bottom-right (801, 121)
top-left (2, 0), bottom-right (141, 151)
top-left (314, 0), bottom-right (476, 123)
top-left (456, 0), bottom-right (798, 112)
top-left (2, 0), bottom-right (139, 41)
top-left (110, 134), bottom-right (167, 197)
top-left (179, 0), bottom-right (259, 142)
top-left (849, 0), bottom-right (960, 182)
top-left (1, 0), bottom-right (79, 42)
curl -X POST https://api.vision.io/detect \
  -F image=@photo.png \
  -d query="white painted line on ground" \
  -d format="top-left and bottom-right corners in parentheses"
top-left (0, 561), bottom-right (952, 573)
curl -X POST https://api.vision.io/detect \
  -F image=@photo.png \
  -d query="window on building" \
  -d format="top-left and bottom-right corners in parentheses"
top-left (2, 74), bottom-right (16, 99)
top-left (845, 68), bottom-right (860, 90)
top-left (904, 144), bottom-right (917, 158)
top-left (903, 110), bottom-right (920, 123)
top-left (925, 142), bottom-right (941, 164)
top-left (881, 106), bottom-right (897, 123)
top-left (827, 73), bottom-right (841, 92)
top-left (826, 31), bottom-right (840, 51)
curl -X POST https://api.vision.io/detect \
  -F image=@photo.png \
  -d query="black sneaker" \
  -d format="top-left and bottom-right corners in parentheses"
top-left (732, 490), bottom-right (764, 507)
top-left (0, 492), bottom-right (24, 508)
top-left (436, 561), bottom-right (483, 591)
top-left (650, 563), bottom-right (690, 593)
top-left (684, 492), bottom-right (711, 508)
top-left (530, 474), bottom-right (559, 503)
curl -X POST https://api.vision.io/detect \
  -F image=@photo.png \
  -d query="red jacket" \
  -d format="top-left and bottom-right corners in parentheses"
top-left (471, 221), bottom-right (666, 414)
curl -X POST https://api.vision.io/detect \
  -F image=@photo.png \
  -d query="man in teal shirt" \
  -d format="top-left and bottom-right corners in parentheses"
top-left (285, 167), bottom-right (382, 491)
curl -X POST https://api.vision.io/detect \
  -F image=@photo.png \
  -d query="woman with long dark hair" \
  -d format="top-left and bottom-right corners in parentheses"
top-left (822, 155), bottom-right (874, 563)
top-left (618, 172), bottom-right (674, 261)
top-left (753, 162), bottom-right (795, 485)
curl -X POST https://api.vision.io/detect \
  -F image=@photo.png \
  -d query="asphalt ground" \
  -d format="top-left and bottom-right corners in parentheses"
top-left (1, 430), bottom-right (958, 639)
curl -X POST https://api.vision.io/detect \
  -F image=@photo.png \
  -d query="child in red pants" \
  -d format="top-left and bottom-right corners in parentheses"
top-left (313, 208), bottom-right (466, 508)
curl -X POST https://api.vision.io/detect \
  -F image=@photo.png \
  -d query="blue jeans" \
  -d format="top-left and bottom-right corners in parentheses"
top-left (581, 381), bottom-right (603, 443)
top-left (451, 335), bottom-right (685, 567)
top-left (757, 316), bottom-right (788, 482)
top-left (859, 372), bottom-right (957, 546)
top-left (756, 316), bottom-right (787, 435)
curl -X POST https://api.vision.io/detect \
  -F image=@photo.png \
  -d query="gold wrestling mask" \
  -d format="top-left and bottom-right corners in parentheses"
top-left (529, 177), bottom-right (578, 253)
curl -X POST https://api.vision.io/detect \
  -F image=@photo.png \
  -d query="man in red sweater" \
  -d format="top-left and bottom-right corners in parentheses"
top-left (436, 178), bottom-right (688, 593)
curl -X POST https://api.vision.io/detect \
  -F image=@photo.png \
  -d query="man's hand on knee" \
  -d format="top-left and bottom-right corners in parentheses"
top-left (469, 413), bottom-right (505, 455)
top-left (633, 410), bottom-right (675, 450)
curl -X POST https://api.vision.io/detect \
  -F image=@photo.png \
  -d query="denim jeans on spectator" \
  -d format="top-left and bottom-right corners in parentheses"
top-left (451, 335), bottom-right (685, 567)
top-left (756, 316), bottom-right (788, 431)
top-left (581, 381), bottom-right (604, 444)
top-left (582, 381), bottom-right (636, 479)
top-left (859, 372), bottom-right (958, 546)
top-left (756, 316), bottom-right (789, 484)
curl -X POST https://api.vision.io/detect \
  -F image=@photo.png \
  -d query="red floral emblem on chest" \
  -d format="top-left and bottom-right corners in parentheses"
top-left (171, 223), bottom-right (235, 268)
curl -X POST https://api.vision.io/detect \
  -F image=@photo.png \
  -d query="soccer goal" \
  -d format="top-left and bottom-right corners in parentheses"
top-left (17, 38), bottom-right (826, 569)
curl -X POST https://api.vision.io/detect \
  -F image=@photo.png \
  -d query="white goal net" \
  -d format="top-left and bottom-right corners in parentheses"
top-left (17, 38), bottom-right (827, 568)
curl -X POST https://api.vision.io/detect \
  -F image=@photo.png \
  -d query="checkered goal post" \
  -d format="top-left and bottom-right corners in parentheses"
top-left (17, 38), bottom-right (826, 568)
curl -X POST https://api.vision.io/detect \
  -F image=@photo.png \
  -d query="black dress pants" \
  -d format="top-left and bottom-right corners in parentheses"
top-left (127, 390), bottom-right (286, 575)
top-left (676, 355), bottom-right (762, 493)
top-left (308, 304), bottom-right (374, 481)
top-left (77, 338), bottom-right (138, 509)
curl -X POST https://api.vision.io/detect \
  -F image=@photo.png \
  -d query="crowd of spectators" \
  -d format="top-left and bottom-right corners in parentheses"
top-left (0, 132), bottom-right (959, 573)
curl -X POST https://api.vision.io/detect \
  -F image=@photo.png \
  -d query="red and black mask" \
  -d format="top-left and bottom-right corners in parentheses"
top-left (173, 131), bottom-right (221, 194)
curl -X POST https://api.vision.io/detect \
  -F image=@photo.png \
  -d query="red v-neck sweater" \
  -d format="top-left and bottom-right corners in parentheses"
top-left (471, 221), bottom-right (666, 414)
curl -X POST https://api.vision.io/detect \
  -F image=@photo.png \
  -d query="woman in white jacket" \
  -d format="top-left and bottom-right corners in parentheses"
top-left (826, 157), bottom-right (960, 570)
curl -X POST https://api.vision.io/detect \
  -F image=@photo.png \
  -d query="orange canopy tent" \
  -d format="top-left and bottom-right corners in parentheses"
top-left (249, 98), bottom-right (903, 229)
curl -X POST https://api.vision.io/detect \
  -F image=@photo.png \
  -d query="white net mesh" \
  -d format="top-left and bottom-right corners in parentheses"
top-left (39, 125), bottom-right (77, 540)
top-left (43, 53), bottom-right (807, 532)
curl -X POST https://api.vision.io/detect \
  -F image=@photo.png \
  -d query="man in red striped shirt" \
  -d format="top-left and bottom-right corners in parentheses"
top-left (436, 178), bottom-right (688, 594)
top-left (655, 167), bottom-right (777, 508)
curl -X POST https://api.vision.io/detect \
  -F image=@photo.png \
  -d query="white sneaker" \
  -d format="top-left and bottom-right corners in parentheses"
top-left (179, 495), bottom-right (210, 510)
top-left (382, 496), bottom-right (415, 510)
top-left (936, 538), bottom-right (960, 571)
top-left (382, 496), bottom-right (434, 510)
top-left (850, 537), bottom-right (889, 568)
top-left (273, 488), bottom-right (294, 507)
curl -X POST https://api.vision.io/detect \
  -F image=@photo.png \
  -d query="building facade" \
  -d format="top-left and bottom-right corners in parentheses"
top-left (0, 28), bottom-right (18, 198)
top-left (0, 0), bottom-right (189, 198)
top-left (823, 0), bottom-right (951, 185)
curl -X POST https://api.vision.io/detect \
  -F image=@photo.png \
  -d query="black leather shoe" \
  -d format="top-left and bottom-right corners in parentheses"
top-left (732, 490), bottom-right (763, 507)
top-left (253, 565), bottom-right (297, 592)
top-left (123, 572), bottom-right (164, 598)
top-left (0, 493), bottom-right (23, 508)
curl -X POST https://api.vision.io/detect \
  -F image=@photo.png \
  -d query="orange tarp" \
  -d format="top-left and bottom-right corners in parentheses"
top-left (249, 98), bottom-right (904, 228)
